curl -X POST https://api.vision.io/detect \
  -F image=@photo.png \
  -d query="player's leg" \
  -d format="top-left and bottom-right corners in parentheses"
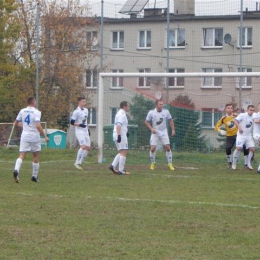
top-left (245, 138), bottom-right (255, 170)
top-left (232, 136), bottom-right (245, 170)
top-left (77, 135), bottom-right (91, 166)
top-left (13, 141), bottom-right (28, 183)
top-left (74, 133), bottom-right (85, 170)
top-left (161, 135), bottom-right (174, 171)
top-left (226, 136), bottom-right (236, 168)
top-left (253, 134), bottom-right (260, 173)
top-left (117, 135), bottom-right (130, 175)
top-left (242, 145), bottom-right (249, 168)
top-left (149, 134), bottom-right (158, 170)
top-left (109, 133), bottom-right (121, 174)
top-left (31, 151), bottom-right (40, 182)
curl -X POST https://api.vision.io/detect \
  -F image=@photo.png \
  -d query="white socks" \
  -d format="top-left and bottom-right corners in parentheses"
top-left (76, 148), bottom-right (88, 165)
top-left (247, 151), bottom-right (254, 167)
top-left (14, 158), bottom-right (23, 172)
top-left (112, 154), bottom-right (120, 168)
top-left (166, 150), bottom-right (172, 164)
top-left (244, 155), bottom-right (248, 165)
top-left (150, 151), bottom-right (156, 163)
top-left (119, 156), bottom-right (126, 172)
top-left (226, 154), bottom-right (232, 163)
top-left (32, 163), bottom-right (39, 178)
top-left (233, 149), bottom-right (241, 165)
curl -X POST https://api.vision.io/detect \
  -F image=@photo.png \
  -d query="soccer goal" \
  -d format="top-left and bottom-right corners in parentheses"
top-left (96, 72), bottom-right (260, 163)
top-left (0, 122), bottom-right (48, 148)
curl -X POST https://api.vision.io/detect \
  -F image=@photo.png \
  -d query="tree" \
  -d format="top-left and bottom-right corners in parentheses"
top-left (129, 94), bottom-right (155, 147)
top-left (168, 94), bottom-right (206, 151)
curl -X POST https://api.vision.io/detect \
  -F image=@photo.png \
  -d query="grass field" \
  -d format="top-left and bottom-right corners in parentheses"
top-left (0, 147), bottom-right (260, 260)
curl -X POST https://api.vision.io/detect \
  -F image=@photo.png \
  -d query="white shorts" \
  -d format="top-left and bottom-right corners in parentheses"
top-left (113, 133), bottom-right (128, 150)
top-left (150, 133), bottom-right (170, 146)
top-left (236, 135), bottom-right (255, 149)
top-left (76, 132), bottom-right (90, 147)
top-left (253, 134), bottom-right (260, 145)
top-left (19, 141), bottom-right (41, 152)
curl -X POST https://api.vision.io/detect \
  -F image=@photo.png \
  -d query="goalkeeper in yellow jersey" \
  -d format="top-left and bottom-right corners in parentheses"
top-left (215, 103), bottom-right (249, 168)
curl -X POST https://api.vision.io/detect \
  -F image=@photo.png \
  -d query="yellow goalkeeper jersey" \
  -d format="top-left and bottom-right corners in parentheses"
top-left (214, 114), bottom-right (238, 136)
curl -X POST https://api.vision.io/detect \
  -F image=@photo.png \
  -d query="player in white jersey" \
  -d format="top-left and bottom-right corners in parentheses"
top-left (109, 101), bottom-right (130, 175)
top-left (252, 103), bottom-right (260, 173)
top-left (145, 100), bottom-right (175, 171)
top-left (70, 97), bottom-right (91, 170)
top-left (232, 105), bottom-right (255, 170)
top-left (13, 97), bottom-right (49, 183)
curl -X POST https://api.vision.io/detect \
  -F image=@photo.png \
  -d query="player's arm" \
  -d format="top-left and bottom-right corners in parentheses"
top-left (214, 116), bottom-right (227, 136)
top-left (70, 112), bottom-right (86, 128)
top-left (116, 123), bottom-right (122, 143)
top-left (169, 118), bottom-right (175, 136)
top-left (36, 122), bottom-right (49, 142)
top-left (145, 111), bottom-right (156, 134)
top-left (253, 118), bottom-right (260, 124)
top-left (233, 119), bottom-right (243, 134)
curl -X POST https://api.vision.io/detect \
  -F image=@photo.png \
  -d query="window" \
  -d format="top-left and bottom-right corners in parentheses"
top-left (202, 68), bottom-right (222, 88)
top-left (111, 69), bottom-right (123, 88)
top-left (86, 69), bottom-right (98, 88)
top-left (111, 107), bottom-right (119, 124)
top-left (238, 27), bottom-right (252, 47)
top-left (203, 28), bottom-right (223, 47)
top-left (236, 68), bottom-right (252, 88)
top-left (87, 31), bottom-right (98, 51)
top-left (87, 108), bottom-right (97, 126)
top-left (168, 68), bottom-right (185, 88)
top-left (138, 30), bottom-right (151, 49)
top-left (167, 29), bottom-right (185, 48)
top-left (202, 109), bottom-right (222, 128)
top-left (112, 31), bottom-right (124, 49)
top-left (138, 69), bottom-right (151, 88)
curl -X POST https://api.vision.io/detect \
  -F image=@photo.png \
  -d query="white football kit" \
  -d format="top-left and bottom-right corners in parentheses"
top-left (15, 106), bottom-right (42, 152)
top-left (113, 109), bottom-right (128, 150)
top-left (146, 108), bottom-right (172, 145)
top-left (234, 112), bottom-right (254, 148)
top-left (252, 112), bottom-right (260, 144)
top-left (71, 107), bottom-right (90, 146)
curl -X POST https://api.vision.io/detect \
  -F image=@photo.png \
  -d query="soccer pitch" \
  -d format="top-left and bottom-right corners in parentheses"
top-left (1, 148), bottom-right (260, 260)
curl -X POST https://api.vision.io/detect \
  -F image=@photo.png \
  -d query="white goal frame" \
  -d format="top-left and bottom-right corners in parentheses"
top-left (97, 72), bottom-right (260, 163)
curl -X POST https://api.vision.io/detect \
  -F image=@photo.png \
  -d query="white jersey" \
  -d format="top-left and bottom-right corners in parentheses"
top-left (71, 107), bottom-right (89, 134)
top-left (234, 112), bottom-right (253, 136)
top-left (252, 112), bottom-right (260, 135)
top-left (16, 106), bottom-right (41, 142)
top-left (145, 108), bottom-right (172, 136)
top-left (113, 109), bottom-right (128, 135)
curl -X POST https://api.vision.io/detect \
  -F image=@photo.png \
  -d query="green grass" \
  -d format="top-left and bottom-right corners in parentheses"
top-left (0, 147), bottom-right (260, 260)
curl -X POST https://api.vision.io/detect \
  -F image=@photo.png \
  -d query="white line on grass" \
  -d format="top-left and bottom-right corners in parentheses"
top-left (13, 192), bottom-right (260, 210)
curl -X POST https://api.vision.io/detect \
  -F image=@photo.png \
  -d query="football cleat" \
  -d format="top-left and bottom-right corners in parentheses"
top-left (13, 170), bottom-right (19, 183)
top-left (74, 163), bottom-right (83, 170)
top-left (231, 164), bottom-right (236, 170)
top-left (247, 165), bottom-right (253, 170)
top-left (31, 176), bottom-right (38, 182)
top-left (150, 162), bottom-right (155, 170)
top-left (168, 163), bottom-right (175, 171)
top-left (118, 170), bottom-right (130, 175)
top-left (109, 165), bottom-right (118, 174)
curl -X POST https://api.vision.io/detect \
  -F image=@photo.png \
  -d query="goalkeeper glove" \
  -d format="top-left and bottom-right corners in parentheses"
top-left (219, 129), bottom-right (227, 136)
top-left (79, 124), bottom-right (86, 128)
top-left (88, 129), bottom-right (91, 136)
top-left (117, 135), bottom-right (121, 143)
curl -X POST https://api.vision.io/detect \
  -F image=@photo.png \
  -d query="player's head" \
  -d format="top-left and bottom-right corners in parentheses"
top-left (78, 97), bottom-right (86, 108)
top-left (247, 105), bottom-right (255, 116)
top-left (27, 97), bottom-right (36, 107)
top-left (225, 103), bottom-right (233, 115)
top-left (155, 99), bottom-right (164, 112)
top-left (120, 101), bottom-right (129, 112)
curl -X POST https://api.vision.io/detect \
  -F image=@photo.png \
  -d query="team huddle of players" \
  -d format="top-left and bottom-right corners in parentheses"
top-left (215, 103), bottom-right (260, 173)
top-left (13, 97), bottom-right (259, 183)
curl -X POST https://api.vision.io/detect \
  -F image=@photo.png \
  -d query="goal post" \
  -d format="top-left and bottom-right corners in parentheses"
top-left (97, 72), bottom-right (260, 163)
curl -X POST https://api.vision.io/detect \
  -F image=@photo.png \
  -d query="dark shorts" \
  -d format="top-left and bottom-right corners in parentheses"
top-left (226, 135), bottom-right (236, 150)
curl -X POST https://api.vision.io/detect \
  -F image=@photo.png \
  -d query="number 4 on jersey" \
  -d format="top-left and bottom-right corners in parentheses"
top-left (25, 114), bottom-right (30, 125)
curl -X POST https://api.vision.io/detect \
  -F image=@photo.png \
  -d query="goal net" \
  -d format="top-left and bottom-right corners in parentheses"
top-left (96, 72), bottom-right (260, 163)
top-left (0, 122), bottom-right (47, 148)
